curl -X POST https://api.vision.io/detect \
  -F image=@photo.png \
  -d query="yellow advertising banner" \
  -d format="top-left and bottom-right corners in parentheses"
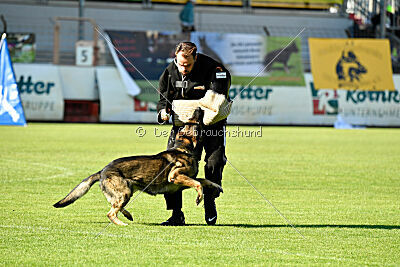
top-left (309, 38), bottom-right (395, 91)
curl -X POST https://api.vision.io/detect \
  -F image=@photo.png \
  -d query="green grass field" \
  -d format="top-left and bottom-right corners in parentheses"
top-left (0, 123), bottom-right (399, 265)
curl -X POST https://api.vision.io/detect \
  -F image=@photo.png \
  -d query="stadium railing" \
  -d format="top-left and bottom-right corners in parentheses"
top-left (88, 0), bottom-right (342, 9)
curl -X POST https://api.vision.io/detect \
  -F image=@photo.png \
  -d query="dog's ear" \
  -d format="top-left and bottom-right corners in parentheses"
top-left (189, 108), bottom-right (204, 124)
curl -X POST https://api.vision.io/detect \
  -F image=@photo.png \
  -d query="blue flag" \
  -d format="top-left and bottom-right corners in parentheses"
top-left (0, 35), bottom-right (26, 126)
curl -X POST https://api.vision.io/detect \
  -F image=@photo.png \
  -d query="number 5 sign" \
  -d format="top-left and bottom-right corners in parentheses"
top-left (75, 40), bottom-right (94, 66)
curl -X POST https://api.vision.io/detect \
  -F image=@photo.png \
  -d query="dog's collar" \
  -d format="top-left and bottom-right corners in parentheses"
top-left (174, 147), bottom-right (191, 154)
top-left (171, 139), bottom-right (195, 155)
top-left (183, 122), bottom-right (201, 125)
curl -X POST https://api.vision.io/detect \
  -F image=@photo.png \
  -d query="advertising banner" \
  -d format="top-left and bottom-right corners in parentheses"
top-left (97, 67), bottom-right (400, 126)
top-left (105, 30), bottom-right (306, 118)
top-left (105, 30), bottom-right (187, 99)
top-left (6, 33), bottom-right (36, 63)
top-left (191, 33), bottom-right (305, 86)
top-left (309, 38), bottom-right (395, 91)
top-left (58, 66), bottom-right (97, 100)
top-left (14, 63), bottom-right (64, 120)
top-left (97, 66), bottom-right (156, 123)
top-left (305, 73), bottom-right (400, 126)
top-left (226, 84), bottom-right (310, 124)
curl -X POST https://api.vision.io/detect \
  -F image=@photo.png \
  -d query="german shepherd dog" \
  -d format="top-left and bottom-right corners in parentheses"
top-left (53, 109), bottom-right (222, 226)
top-left (264, 41), bottom-right (299, 73)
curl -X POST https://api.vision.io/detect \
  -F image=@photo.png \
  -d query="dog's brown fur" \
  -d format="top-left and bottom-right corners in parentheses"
top-left (53, 109), bottom-right (222, 226)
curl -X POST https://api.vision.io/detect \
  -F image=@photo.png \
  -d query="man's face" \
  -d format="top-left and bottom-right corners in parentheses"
top-left (176, 51), bottom-right (196, 75)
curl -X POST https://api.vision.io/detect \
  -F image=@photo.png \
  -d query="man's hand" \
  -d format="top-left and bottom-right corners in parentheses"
top-left (160, 109), bottom-right (171, 121)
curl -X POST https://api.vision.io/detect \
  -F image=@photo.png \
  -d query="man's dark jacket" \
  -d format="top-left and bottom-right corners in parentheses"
top-left (156, 53), bottom-right (231, 123)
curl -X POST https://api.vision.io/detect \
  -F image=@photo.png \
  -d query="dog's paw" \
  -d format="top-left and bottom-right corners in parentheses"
top-left (107, 212), bottom-right (129, 226)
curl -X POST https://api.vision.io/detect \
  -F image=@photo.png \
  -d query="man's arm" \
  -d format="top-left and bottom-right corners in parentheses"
top-left (156, 69), bottom-right (171, 124)
top-left (157, 69), bottom-right (169, 112)
top-left (210, 65), bottom-right (231, 97)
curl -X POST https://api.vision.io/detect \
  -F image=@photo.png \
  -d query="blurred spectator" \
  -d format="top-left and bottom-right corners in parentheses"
top-left (373, 5), bottom-right (400, 72)
top-left (371, 4), bottom-right (394, 36)
top-left (345, 5), bottom-right (400, 73)
top-left (345, 12), bottom-right (376, 38)
top-left (180, 0), bottom-right (195, 33)
top-left (346, 5), bottom-right (396, 39)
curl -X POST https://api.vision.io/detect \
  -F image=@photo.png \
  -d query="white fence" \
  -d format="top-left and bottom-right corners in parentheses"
top-left (14, 63), bottom-right (400, 126)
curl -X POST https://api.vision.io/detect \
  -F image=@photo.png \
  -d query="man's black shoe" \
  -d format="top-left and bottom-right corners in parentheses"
top-left (204, 196), bottom-right (217, 225)
top-left (161, 211), bottom-right (185, 226)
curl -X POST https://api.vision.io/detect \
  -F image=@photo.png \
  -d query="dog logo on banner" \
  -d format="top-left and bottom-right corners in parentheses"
top-left (336, 51), bottom-right (367, 83)
top-left (308, 38), bottom-right (394, 90)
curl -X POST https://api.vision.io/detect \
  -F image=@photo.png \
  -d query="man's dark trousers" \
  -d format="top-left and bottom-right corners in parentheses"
top-left (164, 121), bottom-right (227, 210)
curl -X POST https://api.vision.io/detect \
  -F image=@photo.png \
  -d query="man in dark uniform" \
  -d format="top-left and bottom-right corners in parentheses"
top-left (157, 41), bottom-right (230, 226)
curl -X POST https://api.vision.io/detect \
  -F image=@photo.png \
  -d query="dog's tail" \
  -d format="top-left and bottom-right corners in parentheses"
top-left (53, 171), bottom-right (101, 208)
top-left (196, 178), bottom-right (224, 197)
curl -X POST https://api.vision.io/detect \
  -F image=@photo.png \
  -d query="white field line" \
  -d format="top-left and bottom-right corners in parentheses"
top-left (2, 159), bottom-right (75, 181)
top-left (0, 224), bottom-right (134, 239)
top-left (0, 224), bottom-right (387, 265)
top-left (259, 248), bottom-right (385, 265)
